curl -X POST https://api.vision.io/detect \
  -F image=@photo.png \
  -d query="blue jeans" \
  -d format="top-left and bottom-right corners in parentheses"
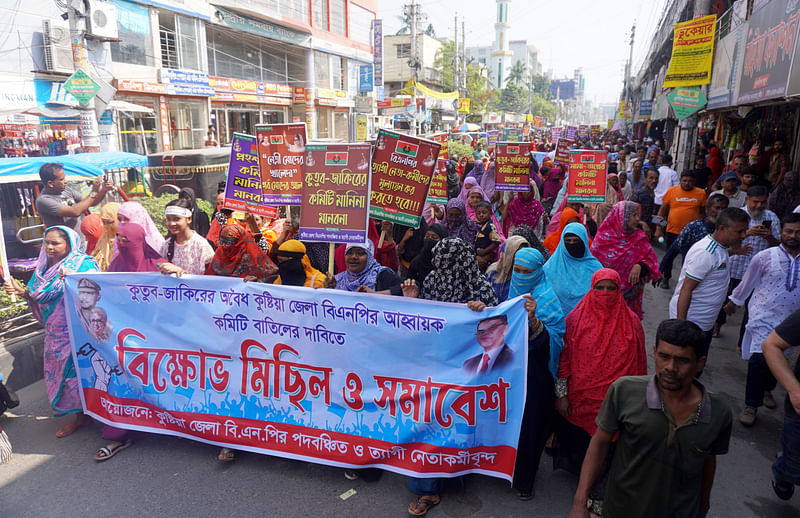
top-left (773, 413), bottom-right (800, 486)
top-left (407, 477), bottom-right (442, 496)
top-left (744, 353), bottom-right (778, 408)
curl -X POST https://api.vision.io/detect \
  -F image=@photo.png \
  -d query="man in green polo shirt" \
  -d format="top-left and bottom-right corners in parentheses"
top-left (568, 319), bottom-right (732, 518)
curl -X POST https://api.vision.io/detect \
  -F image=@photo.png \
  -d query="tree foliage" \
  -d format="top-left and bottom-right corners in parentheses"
top-left (506, 61), bottom-right (527, 87)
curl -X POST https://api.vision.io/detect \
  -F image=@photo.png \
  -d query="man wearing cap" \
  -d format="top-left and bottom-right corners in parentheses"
top-left (713, 171), bottom-right (746, 209)
top-left (77, 277), bottom-right (101, 334)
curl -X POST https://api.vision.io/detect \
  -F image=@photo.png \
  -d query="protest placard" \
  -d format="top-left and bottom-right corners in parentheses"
top-left (65, 274), bottom-right (528, 481)
top-left (369, 129), bottom-right (440, 228)
top-left (426, 158), bottom-right (449, 204)
top-left (487, 130), bottom-right (500, 148)
top-left (577, 125), bottom-right (589, 138)
top-left (255, 122), bottom-right (307, 205)
top-left (564, 126), bottom-right (578, 140)
top-left (567, 150), bottom-right (607, 203)
top-left (550, 127), bottom-right (562, 142)
top-left (428, 132), bottom-right (449, 159)
top-left (495, 142), bottom-right (532, 192)
top-left (554, 138), bottom-right (574, 164)
top-left (222, 133), bottom-right (278, 218)
top-left (590, 125), bottom-right (602, 137)
top-left (298, 143), bottom-right (372, 244)
top-left (502, 128), bottom-right (521, 142)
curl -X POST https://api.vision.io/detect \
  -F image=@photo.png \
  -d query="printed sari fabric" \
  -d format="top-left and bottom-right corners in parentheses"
top-left (27, 226), bottom-right (99, 415)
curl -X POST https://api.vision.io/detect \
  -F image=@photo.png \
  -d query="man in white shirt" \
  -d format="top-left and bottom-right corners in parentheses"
top-left (670, 207), bottom-right (749, 362)
top-left (655, 154), bottom-right (679, 207)
top-left (724, 214), bottom-right (800, 426)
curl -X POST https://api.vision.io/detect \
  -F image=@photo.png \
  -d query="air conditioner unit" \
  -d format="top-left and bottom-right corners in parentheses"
top-left (42, 19), bottom-right (75, 74)
top-left (87, 0), bottom-right (118, 39)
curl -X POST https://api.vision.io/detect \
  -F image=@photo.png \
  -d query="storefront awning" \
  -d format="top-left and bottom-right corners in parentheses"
top-left (108, 100), bottom-right (154, 114)
top-left (22, 106), bottom-right (81, 118)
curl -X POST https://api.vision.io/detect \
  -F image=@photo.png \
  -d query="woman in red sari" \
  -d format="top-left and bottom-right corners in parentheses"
top-left (553, 268), bottom-right (647, 515)
top-left (589, 201), bottom-right (660, 317)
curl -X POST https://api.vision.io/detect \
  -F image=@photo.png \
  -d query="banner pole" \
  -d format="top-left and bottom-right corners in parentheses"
top-left (328, 242), bottom-right (335, 275)
top-left (377, 230), bottom-right (386, 249)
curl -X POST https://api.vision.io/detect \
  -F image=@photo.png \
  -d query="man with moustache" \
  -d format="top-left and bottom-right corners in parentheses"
top-left (568, 319), bottom-right (732, 518)
top-left (724, 214), bottom-right (800, 426)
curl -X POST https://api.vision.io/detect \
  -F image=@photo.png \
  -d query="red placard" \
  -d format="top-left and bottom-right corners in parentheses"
top-left (495, 142), bottom-right (532, 192)
top-left (566, 150), bottom-right (607, 203)
top-left (369, 129), bottom-right (441, 228)
top-left (554, 138), bottom-right (574, 164)
top-left (426, 158), bottom-right (449, 204)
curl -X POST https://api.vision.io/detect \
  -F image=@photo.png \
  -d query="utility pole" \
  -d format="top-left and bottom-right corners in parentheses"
top-left (67, 0), bottom-right (101, 151)
top-left (410, 0), bottom-right (417, 84)
top-left (461, 18), bottom-right (466, 93)
top-left (453, 12), bottom-right (459, 93)
top-left (624, 23), bottom-right (635, 134)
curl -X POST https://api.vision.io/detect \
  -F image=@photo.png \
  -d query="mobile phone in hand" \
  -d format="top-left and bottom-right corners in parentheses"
top-left (762, 220), bottom-right (772, 231)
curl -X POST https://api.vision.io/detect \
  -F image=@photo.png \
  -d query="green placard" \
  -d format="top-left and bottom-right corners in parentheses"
top-left (666, 86), bottom-right (707, 121)
top-left (64, 69), bottom-right (100, 106)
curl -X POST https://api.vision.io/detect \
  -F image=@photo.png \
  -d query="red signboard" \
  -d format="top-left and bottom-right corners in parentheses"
top-left (495, 142), bottom-right (532, 192)
top-left (567, 150), bottom-right (608, 203)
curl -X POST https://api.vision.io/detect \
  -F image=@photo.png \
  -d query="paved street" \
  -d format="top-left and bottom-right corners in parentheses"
top-left (0, 275), bottom-right (798, 518)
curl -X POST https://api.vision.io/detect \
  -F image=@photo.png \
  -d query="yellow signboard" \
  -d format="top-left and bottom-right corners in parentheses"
top-left (458, 98), bottom-right (470, 114)
top-left (663, 14), bottom-right (717, 88)
top-left (355, 114), bottom-right (368, 141)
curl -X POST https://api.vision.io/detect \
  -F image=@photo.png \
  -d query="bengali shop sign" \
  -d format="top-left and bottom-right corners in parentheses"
top-left (495, 142), bottom-right (532, 192)
top-left (567, 150), bottom-right (607, 203)
top-left (222, 133), bottom-right (278, 218)
top-left (739, 0), bottom-right (800, 103)
top-left (64, 274), bottom-right (528, 481)
top-left (663, 14), bottom-right (717, 88)
top-left (369, 129), bottom-right (440, 228)
top-left (298, 144), bottom-right (372, 244)
top-left (426, 158), bottom-right (449, 204)
top-left (667, 86), bottom-right (707, 120)
top-left (256, 123), bottom-right (307, 205)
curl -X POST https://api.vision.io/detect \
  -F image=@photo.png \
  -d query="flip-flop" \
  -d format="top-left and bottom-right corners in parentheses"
top-left (94, 439), bottom-right (132, 461)
top-left (218, 447), bottom-right (235, 462)
top-left (408, 495), bottom-right (440, 516)
top-left (55, 421), bottom-right (84, 438)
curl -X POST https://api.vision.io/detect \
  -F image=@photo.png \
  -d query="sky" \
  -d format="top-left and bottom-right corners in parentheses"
top-left (378, 0), bottom-right (670, 105)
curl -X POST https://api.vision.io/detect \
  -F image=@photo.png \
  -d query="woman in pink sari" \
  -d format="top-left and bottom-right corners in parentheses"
top-left (506, 181), bottom-right (546, 235)
top-left (589, 201), bottom-right (661, 318)
top-left (4, 226), bottom-right (99, 437)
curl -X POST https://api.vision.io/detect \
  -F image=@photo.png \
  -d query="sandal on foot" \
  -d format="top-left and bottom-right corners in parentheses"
top-left (55, 421), bottom-right (84, 438)
top-left (218, 447), bottom-right (235, 462)
top-left (94, 439), bottom-right (132, 461)
top-left (408, 495), bottom-right (440, 516)
top-left (517, 490), bottom-right (534, 500)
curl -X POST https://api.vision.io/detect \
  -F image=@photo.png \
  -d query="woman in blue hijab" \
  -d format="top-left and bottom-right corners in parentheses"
top-left (543, 222), bottom-right (603, 316)
top-left (507, 247), bottom-right (566, 500)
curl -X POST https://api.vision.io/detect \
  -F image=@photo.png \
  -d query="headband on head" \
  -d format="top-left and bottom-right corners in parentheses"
top-left (165, 206), bottom-right (193, 219)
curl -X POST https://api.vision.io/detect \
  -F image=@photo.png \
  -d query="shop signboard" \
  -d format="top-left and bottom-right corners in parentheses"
top-left (299, 143), bottom-right (372, 244)
top-left (663, 14), bottom-right (717, 88)
top-left (355, 114), bottom-right (368, 141)
top-left (707, 22), bottom-right (746, 109)
top-left (639, 100), bottom-right (653, 119)
top-left (64, 69), bottom-right (100, 106)
top-left (495, 142), bottom-right (532, 192)
top-left (667, 86), bottom-right (707, 120)
top-left (222, 133), bottom-right (279, 218)
top-left (214, 7), bottom-right (311, 46)
top-left (369, 129), bottom-right (440, 228)
top-left (359, 65), bottom-right (373, 92)
top-left (355, 95), bottom-right (372, 113)
top-left (739, 0), bottom-right (800, 103)
top-left (255, 123), bottom-right (308, 205)
top-left (458, 98), bottom-right (471, 113)
top-left (567, 150), bottom-right (607, 203)
top-left (373, 20), bottom-right (383, 86)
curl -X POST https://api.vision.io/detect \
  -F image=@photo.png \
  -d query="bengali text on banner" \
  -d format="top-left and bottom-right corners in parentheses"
top-left (298, 143), bottom-right (373, 244)
top-left (222, 133), bottom-right (278, 218)
top-left (64, 274), bottom-right (528, 481)
top-left (495, 142), bottom-right (532, 192)
top-left (255, 123), bottom-right (307, 205)
top-left (567, 150), bottom-right (608, 203)
top-left (369, 129), bottom-right (440, 228)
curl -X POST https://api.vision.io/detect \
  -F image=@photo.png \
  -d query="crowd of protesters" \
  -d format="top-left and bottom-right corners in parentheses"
top-left (2, 128), bottom-right (800, 517)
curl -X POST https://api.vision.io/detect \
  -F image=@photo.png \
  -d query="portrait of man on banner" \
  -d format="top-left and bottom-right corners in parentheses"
top-left (463, 315), bottom-right (512, 376)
